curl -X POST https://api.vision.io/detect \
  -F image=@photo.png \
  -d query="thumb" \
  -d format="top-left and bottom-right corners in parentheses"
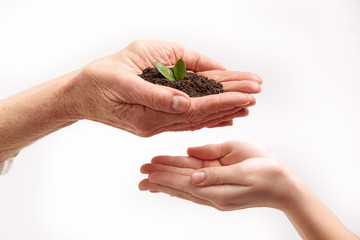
top-left (191, 166), bottom-right (238, 186)
top-left (129, 76), bottom-right (190, 113)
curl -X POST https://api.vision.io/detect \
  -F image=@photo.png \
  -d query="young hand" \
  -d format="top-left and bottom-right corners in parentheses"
top-left (139, 141), bottom-right (360, 240)
top-left (139, 141), bottom-right (295, 210)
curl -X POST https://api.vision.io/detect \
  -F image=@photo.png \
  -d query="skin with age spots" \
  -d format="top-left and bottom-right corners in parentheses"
top-left (0, 40), bottom-right (262, 162)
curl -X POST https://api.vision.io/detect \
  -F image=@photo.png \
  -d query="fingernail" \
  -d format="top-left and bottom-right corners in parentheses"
top-left (191, 171), bottom-right (206, 184)
top-left (172, 96), bottom-right (189, 112)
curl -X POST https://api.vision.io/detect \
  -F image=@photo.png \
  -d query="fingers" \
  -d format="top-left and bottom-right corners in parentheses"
top-left (140, 171), bottom-right (246, 210)
top-left (163, 107), bottom-right (249, 133)
top-left (128, 75), bottom-right (191, 113)
top-left (207, 120), bottom-right (233, 128)
top-left (187, 141), bottom-right (235, 160)
top-left (196, 70), bottom-right (262, 94)
top-left (197, 70), bottom-right (263, 84)
top-left (196, 70), bottom-right (262, 93)
top-left (194, 108), bottom-right (248, 128)
top-left (125, 40), bottom-right (227, 72)
top-left (221, 81), bottom-right (261, 94)
top-left (144, 102), bottom-right (249, 136)
top-left (181, 48), bottom-right (227, 72)
top-left (139, 159), bottom-right (252, 211)
top-left (140, 163), bottom-right (194, 176)
top-left (190, 164), bottom-right (247, 186)
top-left (125, 75), bottom-right (256, 122)
top-left (151, 156), bottom-right (205, 169)
top-left (190, 92), bottom-right (255, 114)
top-left (138, 179), bottom-right (215, 208)
top-left (148, 171), bottom-right (195, 193)
top-left (121, 40), bottom-right (261, 114)
top-left (187, 141), bottom-right (271, 166)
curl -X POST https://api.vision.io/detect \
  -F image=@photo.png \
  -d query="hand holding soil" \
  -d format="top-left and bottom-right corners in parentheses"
top-left (73, 40), bottom-right (262, 136)
top-left (0, 40), bottom-right (262, 163)
top-left (140, 58), bottom-right (225, 97)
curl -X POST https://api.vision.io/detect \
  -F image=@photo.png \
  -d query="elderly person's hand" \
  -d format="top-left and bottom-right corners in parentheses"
top-left (73, 40), bottom-right (262, 136)
top-left (0, 40), bottom-right (261, 163)
top-left (139, 141), bottom-right (360, 240)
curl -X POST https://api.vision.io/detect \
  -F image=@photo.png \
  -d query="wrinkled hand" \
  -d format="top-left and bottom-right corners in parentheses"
top-left (72, 40), bottom-right (262, 137)
top-left (139, 141), bottom-right (296, 211)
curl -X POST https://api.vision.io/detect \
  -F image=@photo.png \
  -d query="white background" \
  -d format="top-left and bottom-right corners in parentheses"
top-left (1, 0), bottom-right (360, 239)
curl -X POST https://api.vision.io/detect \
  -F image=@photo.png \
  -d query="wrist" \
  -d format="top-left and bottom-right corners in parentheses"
top-left (66, 66), bottom-right (110, 122)
top-left (276, 171), bottom-right (318, 222)
top-left (278, 171), bottom-right (358, 239)
top-left (0, 71), bottom-right (82, 162)
top-left (272, 167), bottom-right (307, 212)
top-left (50, 69), bottom-right (85, 121)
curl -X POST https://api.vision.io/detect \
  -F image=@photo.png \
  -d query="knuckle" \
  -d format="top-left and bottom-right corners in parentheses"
top-left (128, 39), bottom-right (143, 48)
top-left (150, 89), bottom-right (167, 109)
top-left (204, 170), bottom-right (220, 185)
top-left (246, 141), bottom-right (273, 157)
top-left (212, 171), bottom-right (222, 184)
top-left (257, 143), bottom-right (272, 156)
top-left (226, 140), bottom-right (241, 146)
top-left (268, 161), bottom-right (285, 178)
top-left (80, 65), bottom-right (98, 81)
top-left (184, 108), bottom-right (196, 122)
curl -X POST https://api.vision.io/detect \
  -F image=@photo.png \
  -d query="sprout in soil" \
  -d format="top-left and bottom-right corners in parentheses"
top-left (154, 58), bottom-right (186, 81)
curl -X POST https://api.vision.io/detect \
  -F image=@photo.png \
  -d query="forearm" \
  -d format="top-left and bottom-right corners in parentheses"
top-left (283, 177), bottom-right (359, 240)
top-left (0, 71), bottom-right (82, 162)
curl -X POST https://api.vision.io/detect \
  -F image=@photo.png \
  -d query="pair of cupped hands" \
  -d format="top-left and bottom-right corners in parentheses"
top-left (82, 40), bottom-right (290, 211)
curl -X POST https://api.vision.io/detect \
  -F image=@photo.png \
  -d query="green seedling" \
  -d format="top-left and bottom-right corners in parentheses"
top-left (154, 58), bottom-right (186, 81)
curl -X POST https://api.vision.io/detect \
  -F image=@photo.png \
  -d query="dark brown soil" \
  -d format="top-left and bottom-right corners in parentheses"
top-left (139, 67), bottom-right (224, 97)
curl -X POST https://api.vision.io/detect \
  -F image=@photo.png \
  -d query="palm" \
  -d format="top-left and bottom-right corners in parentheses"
top-left (140, 141), bottom-right (288, 211)
top-left (145, 141), bottom-right (273, 175)
top-left (188, 141), bottom-right (273, 167)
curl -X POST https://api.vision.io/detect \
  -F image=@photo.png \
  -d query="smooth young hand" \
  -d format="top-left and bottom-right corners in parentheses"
top-left (139, 141), bottom-right (293, 210)
top-left (139, 141), bottom-right (360, 240)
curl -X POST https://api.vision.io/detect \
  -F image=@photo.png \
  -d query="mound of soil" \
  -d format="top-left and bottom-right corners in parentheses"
top-left (139, 67), bottom-right (224, 97)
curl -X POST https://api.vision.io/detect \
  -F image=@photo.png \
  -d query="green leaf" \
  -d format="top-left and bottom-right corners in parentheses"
top-left (173, 58), bottom-right (186, 80)
top-left (154, 62), bottom-right (175, 81)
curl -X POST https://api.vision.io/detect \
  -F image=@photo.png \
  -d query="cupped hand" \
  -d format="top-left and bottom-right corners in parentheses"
top-left (139, 141), bottom-right (297, 211)
top-left (71, 40), bottom-right (262, 137)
